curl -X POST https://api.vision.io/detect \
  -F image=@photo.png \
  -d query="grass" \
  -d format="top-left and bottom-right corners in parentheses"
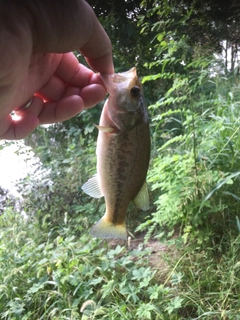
top-left (0, 208), bottom-right (240, 319)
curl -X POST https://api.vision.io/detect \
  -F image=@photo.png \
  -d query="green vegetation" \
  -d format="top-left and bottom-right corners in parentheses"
top-left (1, 0), bottom-right (240, 318)
top-left (1, 209), bottom-right (240, 319)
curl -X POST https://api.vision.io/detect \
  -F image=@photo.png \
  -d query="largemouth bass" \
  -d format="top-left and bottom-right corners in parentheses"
top-left (82, 67), bottom-right (150, 239)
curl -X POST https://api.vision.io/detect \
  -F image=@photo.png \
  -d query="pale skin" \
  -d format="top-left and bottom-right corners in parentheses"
top-left (0, 0), bottom-right (114, 140)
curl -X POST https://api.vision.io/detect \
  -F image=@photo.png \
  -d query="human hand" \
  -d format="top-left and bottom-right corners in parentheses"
top-left (0, 0), bottom-right (114, 140)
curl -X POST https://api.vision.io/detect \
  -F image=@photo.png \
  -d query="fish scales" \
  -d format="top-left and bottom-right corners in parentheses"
top-left (82, 67), bottom-right (150, 239)
top-left (101, 126), bottom-right (147, 224)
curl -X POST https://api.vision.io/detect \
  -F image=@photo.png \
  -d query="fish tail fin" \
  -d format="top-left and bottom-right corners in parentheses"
top-left (90, 217), bottom-right (127, 240)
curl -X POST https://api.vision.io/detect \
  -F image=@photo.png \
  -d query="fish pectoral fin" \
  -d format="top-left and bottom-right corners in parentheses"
top-left (132, 181), bottom-right (149, 211)
top-left (94, 124), bottom-right (115, 133)
top-left (81, 174), bottom-right (103, 198)
top-left (90, 216), bottom-right (128, 240)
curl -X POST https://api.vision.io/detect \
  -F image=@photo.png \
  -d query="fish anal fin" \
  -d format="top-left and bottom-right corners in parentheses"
top-left (132, 181), bottom-right (149, 211)
top-left (90, 217), bottom-right (127, 240)
top-left (81, 174), bottom-right (103, 198)
top-left (94, 124), bottom-right (115, 133)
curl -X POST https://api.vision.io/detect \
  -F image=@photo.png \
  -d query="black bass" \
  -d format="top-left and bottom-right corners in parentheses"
top-left (82, 67), bottom-right (150, 239)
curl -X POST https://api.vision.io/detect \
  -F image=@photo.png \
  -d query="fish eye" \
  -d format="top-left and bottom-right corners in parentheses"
top-left (130, 86), bottom-right (140, 97)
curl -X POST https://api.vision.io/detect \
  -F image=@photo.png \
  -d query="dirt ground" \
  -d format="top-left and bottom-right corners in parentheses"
top-left (106, 237), bottom-right (173, 275)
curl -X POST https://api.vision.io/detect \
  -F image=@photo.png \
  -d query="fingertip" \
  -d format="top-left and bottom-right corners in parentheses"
top-left (56, 95), bottom-right (84, 120)
top-left (86, 55), bottom-right (114, 74)
top-left (81, 84), bottom-right (107, 109)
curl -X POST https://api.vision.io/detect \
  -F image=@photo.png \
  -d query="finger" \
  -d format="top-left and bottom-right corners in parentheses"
top-left (0, 113), bottom-right (39, 140)
top-left (39, 83), bottom-right (106, 124)
top-left (38, 95), bottom-right (84, 124)
top-left (80, 84), bottom-right (106, 109)
top-left (46, 53), bottom-right (107, 100)
top-left (0, 115), bottom-right (12, 138)
top-left (63, 86), bottom-right (81, 98)
top-left (14, 96), bottom-right (44, 116)
top-left (37, 74), bottom-right (66, 101)
top-left (77, 4), bottom-right (114, 74)
top-left (85, 54), bottom-right (114, 75)
top-left (37, 68), bottom-right (99, 102)
top-left (40, 85), bottom-right (82, 101)
top-left (1, 96), bottom-right (43, 140)
top-left (54, 53), bottom-right (102, 87)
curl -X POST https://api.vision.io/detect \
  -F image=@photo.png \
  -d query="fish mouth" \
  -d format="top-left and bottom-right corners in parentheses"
top-left (100, 67), bottom-right (137, 95)
top-left (117, 67), bottom-right (137, 79)
top-left (99, 73), bottom-right (117, 95)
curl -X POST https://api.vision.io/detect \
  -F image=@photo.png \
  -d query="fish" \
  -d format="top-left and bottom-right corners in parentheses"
top-left (82, 67), bottom-right (150, 240)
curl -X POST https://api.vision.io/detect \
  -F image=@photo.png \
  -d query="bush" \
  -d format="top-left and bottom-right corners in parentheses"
top-left (138, 43), bottom-right (240, 244)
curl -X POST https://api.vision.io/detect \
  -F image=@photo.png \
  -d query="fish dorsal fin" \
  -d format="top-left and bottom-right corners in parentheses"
top-left (132, 181), bottom-right (149, 211)
top-left (81, 174), bottom-right (103, 198)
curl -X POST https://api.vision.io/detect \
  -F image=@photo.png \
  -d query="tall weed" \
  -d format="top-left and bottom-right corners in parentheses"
top-left (139, 54), bottom-right (240, 243)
